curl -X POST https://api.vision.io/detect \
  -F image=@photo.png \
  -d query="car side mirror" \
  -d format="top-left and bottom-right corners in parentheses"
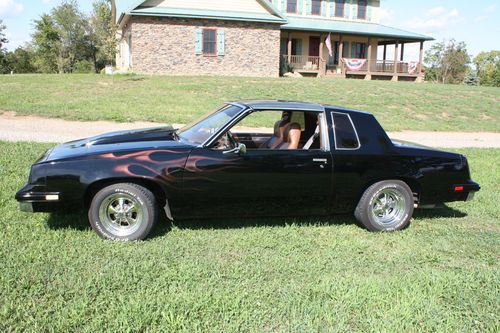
top-left (223, 143), bottom-right (247, 155)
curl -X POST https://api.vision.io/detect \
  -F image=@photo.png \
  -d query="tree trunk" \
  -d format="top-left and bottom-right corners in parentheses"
top-left (111, 0), bottom-right (116, 27)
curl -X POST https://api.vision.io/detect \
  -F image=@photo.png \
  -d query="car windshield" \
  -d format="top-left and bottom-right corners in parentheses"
top-left (176, 104), bottom-right (242, 145)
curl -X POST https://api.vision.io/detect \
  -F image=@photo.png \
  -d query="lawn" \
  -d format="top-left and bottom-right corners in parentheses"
top-left (0, 74), bottom-right (499, 132)
top-left (0, 141), bottom-right (498, 332)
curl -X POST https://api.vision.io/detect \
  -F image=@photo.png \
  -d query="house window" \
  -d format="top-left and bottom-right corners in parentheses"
top-left (287, 0), bottom-right (297, 13)
top-left (335, 0), bottom-right (345, 17)
top-left (203, 29), bottom-right (217, 55)
top-left (351, 42), bottom-right (367, 58)
top-left (292, 38), bottom-right (302, 55)
top-left (311, 0), bottom-right (321, 15)
top-left (357, 0), bottom-right (367, 19)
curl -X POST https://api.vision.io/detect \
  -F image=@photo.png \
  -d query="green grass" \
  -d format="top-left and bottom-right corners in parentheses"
top-left (0, 141), bottom-right (498, 332)
top-left (0, 74), bottom-right (499, 132)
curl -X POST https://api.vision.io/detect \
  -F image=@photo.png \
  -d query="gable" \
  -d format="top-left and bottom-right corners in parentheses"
top-left (140, 0), bottom-right (274, 15)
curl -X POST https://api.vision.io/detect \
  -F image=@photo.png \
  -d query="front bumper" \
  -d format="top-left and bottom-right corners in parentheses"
top-left (15, 184), bottom-right (61, 212)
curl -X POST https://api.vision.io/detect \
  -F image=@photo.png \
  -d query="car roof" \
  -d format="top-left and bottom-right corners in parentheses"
top-left (229, 100), bottom-right (371, 115)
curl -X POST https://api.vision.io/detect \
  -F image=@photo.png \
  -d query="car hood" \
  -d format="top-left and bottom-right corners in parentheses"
top-left (41, 126), bottom-right (193, 162)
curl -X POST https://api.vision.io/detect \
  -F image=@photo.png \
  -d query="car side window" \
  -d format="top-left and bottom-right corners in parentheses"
top-left (331, 112), bottom-right (360, 150)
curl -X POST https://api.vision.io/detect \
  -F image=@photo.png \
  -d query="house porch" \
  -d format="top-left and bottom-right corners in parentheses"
top-left (280, 32), bottom-right (427, 82)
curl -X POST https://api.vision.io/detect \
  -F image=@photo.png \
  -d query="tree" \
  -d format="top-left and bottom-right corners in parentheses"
top-left (32, 14), bottom-right (61, 73)
top-left (5, 46), bottom-right (37, 73)
top-left (424, 39), bottom-right (471, 84)
top-left (90, 0), bottom-right (117, 71)
top-left (31, 1), bottom-right (90, 73)
top-left (51, 0), bottom-right (88, 73)
top-left (0, 19), bottom-right (7, 50)
top-left (0, 19), bottom-right (9, 73)
top-left (474, 51), bottom-right (500, 87)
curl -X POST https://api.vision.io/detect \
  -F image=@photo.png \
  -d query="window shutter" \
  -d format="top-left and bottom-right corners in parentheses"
top-left (343, 42), bottom-right (350, 58)
top-left (298, 0), bottom-right (303, 14)
top-left (344, 1), bottom-right (350, 18)
top-left (296, 39), bottom-right (303, 55)
top-left (195, 29), bottom-right (202, 55)
top-left (351, 43), bottom-right (356, 58)
top-left (281, 0), bottom-right (286, 11)
top-left (321, 0), bottom-right (327, 16)
top-left (367, 0), bottom-right (372, 21)
top-left (306, 0), bottom-right (311, 14)
top-left (217, 30), bottom-right (225, 56)
top-left (330, 0), bottom-right (335, 17)
top-left (351, 0), bottom-right (358, 19)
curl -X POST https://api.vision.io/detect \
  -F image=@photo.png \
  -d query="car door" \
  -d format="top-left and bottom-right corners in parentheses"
top-left (180, 115), bottom-right (333, 218)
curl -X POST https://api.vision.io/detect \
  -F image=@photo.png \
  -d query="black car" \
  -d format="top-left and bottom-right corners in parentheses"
top-left (16, 101), bottom-right (480, 240)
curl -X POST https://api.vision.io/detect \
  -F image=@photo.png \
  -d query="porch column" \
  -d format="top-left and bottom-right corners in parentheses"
top-left (392, 40), bottom-right (399, 81)
top-left (338, 34), bottom-right (344, 74)
top-left (419, 41), bottom-right (424, 74)
top-left (383, 44), bottom-right (387, 71)
top-left (319, 33), bottom-right (325, 76)
top-left (400, 42), bottom-right (405, 61)
top-left (366, 37), bottom-right (372, 80)
top-left (287, 32), bottom-right (292, 63)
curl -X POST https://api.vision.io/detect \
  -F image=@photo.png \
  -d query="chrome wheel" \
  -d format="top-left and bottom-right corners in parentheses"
top-left (98, 193), bottom-right (143, 237)
top-left (369, 188), bottom-right (407, 228)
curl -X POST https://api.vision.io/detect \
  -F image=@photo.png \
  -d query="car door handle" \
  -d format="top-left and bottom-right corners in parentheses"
top-left (313, 158), bottom-right (328, 164)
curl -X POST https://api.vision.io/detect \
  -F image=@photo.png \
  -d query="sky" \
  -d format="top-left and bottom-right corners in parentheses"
top-left (1, 0), bottom-right (499, 61)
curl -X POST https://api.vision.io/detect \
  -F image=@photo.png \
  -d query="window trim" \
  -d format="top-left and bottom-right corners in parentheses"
top-left (286, 0), bottom-right (298, 14)
top-left (311, 0), bottom-right (322, 16)
top-left (357, 0), bottom-right (368, 20)
top-left (331, 112), bottom-right (361, 151)
top-left (202, 28), bottom-right (217, 56)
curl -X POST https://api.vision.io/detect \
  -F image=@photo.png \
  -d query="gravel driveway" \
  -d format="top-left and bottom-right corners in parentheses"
top-left (1, 112), bottom-right (498, 148)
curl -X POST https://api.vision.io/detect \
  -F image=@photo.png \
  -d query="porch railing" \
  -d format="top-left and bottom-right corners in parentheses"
top-left (283, 55), bottom-right (322, 71)
top-left (342, 58), bottom-right (421, 75)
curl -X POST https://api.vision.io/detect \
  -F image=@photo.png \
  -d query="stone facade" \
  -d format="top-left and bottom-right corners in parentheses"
top-left (126, 17), bottom-right (281, 77)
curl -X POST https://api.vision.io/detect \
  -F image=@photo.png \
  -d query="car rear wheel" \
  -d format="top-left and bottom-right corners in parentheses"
top-left (88, 183), bottom-right (157, 241)
top-left (355, 180), bottom-right (414, 232)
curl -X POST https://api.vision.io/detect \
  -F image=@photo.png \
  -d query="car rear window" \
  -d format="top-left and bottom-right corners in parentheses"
top-left (331, 112), bottom-right (360, 150)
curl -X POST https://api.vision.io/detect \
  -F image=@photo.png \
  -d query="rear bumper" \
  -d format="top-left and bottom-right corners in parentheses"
top-left (15, 184), bottom-right (61, 212)
top-left (452, 180), bottom-right (480, 202)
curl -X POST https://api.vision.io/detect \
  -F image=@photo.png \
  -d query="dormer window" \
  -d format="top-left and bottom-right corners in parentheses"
top-left (311, 0), bottom-right (322, 15)
top-left (334, 0), bottom-right (345, 18)
top-left (358, 0), bottom-right (367, 19)
top-left (287, 0), bottom-right (298, 13)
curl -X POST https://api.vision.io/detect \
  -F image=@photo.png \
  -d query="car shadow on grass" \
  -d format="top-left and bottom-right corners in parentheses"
top-left (413, 205), bottom-right (467, 220)
top-left (46, 210), bottom-right (173, 239)
top-left (44, 205), bottom-right (467, 237)
top-left (174, 214), bottom-right (358, 231)
top-left (47, 212), bottom-right (91, 231)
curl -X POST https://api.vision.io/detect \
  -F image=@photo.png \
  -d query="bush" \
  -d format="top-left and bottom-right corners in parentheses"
top-left (73, 60), bottom-right (94, 73)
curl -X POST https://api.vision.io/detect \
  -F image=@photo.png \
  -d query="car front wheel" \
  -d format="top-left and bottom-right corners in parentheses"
top-left (88, 183), bottom-right (157, 241)
top-left (355, 180), bottom-right (414, 232)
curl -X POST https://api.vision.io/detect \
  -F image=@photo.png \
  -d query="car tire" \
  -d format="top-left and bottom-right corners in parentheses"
top-left (355, 180), bottom-right (414, 232)
top-left (88, 183), bottom-right (157, 241)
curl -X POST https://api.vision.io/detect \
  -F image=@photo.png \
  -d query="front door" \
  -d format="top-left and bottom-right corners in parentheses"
top-left (309, 36), bottom-right (320, 57)
top-left (181, 148), bottom-right (333, 218)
